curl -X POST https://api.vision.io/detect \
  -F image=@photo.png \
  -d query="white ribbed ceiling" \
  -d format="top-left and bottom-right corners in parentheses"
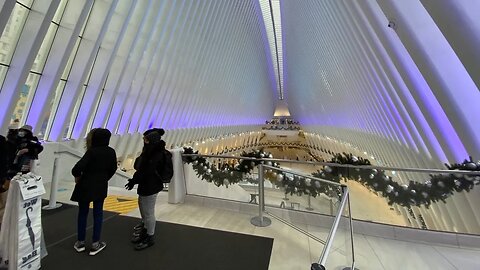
top-left (1, 0), bottom-right (480, 164)
top-left (258, 0), bottom-right (283, 100)
top-left (279, 0), bottom-right (480, 163)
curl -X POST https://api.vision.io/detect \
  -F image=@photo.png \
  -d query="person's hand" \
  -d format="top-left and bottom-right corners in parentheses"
top-left (75, 176), bottom-right (81, 184)
top-left (125, 180), bottom-right (135, 190)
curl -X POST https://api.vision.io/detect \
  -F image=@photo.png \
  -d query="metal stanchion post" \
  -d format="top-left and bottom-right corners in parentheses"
top-left (42, 157), bottom-right (62, 210)
top-left (306, 194), bottom-right (314, 211)
top-left (330, 198), bottom-right (334, 215)
top-left (250, 164), bottom-right (271, 227)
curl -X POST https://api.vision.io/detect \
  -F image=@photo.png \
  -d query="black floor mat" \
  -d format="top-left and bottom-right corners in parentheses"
top-left (41, 202), bottom-right (118, 247)
top-left (41, 203), bottom-right (273, 270)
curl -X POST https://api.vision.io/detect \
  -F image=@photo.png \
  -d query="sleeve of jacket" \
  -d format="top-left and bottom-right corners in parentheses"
top-left (0, 155), bottom-right (7, 179)
top-left (107, 149), bottom-right (117, 179)
top-left (72, 150), bottom-right (92, 177)
top-left (133, 154), bottom-right (142, 171)
top-left (28, 140), bottom-right (43, 158)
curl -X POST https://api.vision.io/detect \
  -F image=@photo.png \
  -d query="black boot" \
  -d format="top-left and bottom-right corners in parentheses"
top-left (135, 235), bottom-right (154, 250)
top-left (131, 228), bottom-right (147, 244)
top-left (133, 222), bottom-right (144, 232)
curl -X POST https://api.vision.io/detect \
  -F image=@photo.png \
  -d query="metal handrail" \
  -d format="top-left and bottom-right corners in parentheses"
top-left (262, 164), bottom-right (342, 186)
top-left (184, 153), bottom-right (359, 268)
top-left (317, 186), bottom-right (351, 268)
top-left (181, 153), bottom-right (480, 175)
top-left (43, 149), bottom-right (128, 211)
top-left (184, 153), bottom-right (480, 269)
top-left (347, 190), bottom-right (355, 270)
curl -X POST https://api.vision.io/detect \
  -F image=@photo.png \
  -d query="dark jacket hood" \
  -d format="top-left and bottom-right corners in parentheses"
top-left (143, 139), bottom-right (166, 157)
top-left (91, 128), bottom-right (111, 147)
top-left (151, 139), bottom-right (166, 150)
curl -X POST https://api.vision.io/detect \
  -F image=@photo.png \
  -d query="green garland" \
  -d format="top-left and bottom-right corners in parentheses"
top-left (182, 148), bottom-right (480, 207)
top-left (182, 147), bottom-right (279, 187)
top-left (310, 153), bottom-right (480, 207)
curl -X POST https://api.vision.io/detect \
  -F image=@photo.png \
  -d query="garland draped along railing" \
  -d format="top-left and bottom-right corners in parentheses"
top-left (182, 148), bottom-right (480, 207)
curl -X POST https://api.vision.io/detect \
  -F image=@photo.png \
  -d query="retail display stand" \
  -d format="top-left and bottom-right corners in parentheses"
top-left (0, 173), bottom-right (45, 270)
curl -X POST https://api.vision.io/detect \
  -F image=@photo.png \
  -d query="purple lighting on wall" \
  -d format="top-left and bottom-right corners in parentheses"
top-left (25, 84), bottom-right (50, 132)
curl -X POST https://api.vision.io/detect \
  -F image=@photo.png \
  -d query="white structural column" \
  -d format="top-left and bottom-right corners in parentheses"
top-left (105, 0), bottom-right (158, 133)
top-left (324, 0), bottom-right (415, 168)
top-left (28, 0), bottom-right (94, 135)
top-left (420, 0), bottom-right (480, 91)
top-left (356, 1), bottom-right (459, 164)
top-left (0, 0), bottom-right (61, 132)
top-left (149, 0), bottom-right (191, 129)
top-left (376, 0), bottom-right (480, 160)
top-left (128, 0), bottom-right (186, 133)
top-left (345, 1), bottom-right (434, 164)
top-left (338, 1), bottom-right (431, 169)
top-left (320, 0), bottom-right (406, 166)
top-left (165, 1), bottom-right (214, 132)
top-left (93, 0), bottom-right (149, 131)
top-left (71, 0), bottom-right (134, 139)
top-left (47, 0), bottom-right (117, 141)
top-left (149, 0), bottom-right (198, 131)
top-left (0, 0), bottom-right (15, 36)
top-left (115, 0), bottom-right (167, 134)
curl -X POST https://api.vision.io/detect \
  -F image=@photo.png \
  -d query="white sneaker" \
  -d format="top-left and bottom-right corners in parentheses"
top-left (74, 241), bottom-right (85, 252)
top-left (89, 241), bottom-right (106, 256)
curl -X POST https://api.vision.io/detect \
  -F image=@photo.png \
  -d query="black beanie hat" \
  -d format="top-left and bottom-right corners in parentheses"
top-left (145, 131), bottom-right (162, 144)
top-left (143, 128), bottom-right (165, 137)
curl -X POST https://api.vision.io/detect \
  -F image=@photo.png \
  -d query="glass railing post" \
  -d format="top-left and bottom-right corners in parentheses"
top-left (347, 192), bottom-right (355, 270)
top-left (250, 164), bottom-right (271, 227)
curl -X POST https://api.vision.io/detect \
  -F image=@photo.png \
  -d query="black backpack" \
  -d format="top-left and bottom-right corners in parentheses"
top-left (156, 149), bottom-right (174, 183)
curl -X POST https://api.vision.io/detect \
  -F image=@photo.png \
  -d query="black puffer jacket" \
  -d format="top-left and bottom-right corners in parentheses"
top-left (71, 129), bottom-right (117, 202)
top-left (0, 136), bottom-right (7, 181)
top-left (131, 140), bottom-right (166, 196)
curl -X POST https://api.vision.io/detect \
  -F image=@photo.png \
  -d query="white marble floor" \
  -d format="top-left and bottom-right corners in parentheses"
top-left (45, 181), bottom-right (480, 270)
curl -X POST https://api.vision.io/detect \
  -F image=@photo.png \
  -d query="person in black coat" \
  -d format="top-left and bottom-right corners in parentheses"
top-left (5, 129), bottom-right (18, 171)
top-left (125, 129), bottom-right (166, 250)
top-left (7, 125), bottom-right (43, 177)
top-left (0, 136), bottom-right (8, 191)
top-left (0, 135), bottom-right (9, 225)
top-left (71, 128), bottom-right (117, 256)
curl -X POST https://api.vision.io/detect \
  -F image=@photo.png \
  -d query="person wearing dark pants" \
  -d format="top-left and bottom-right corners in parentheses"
top-left (77, 199), bottom-right (104, 251)
top-left (71, 128), bottom-right (117, 256)
top-left (126, 129), bottom-right (166, 250)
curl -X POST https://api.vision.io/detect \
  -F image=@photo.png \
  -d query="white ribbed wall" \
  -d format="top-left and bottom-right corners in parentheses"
top-left (1, 0), bottom-right (480, 234)
top-left (0, 0), bottom-right (275, 140)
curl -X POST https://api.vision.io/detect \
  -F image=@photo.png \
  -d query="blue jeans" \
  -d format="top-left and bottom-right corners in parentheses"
top-left (77, 199), bottom-right (104, 242)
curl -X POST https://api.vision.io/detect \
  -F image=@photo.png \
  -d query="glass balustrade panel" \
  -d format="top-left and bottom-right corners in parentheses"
top-left (342, 166), bottom-right (480, 235)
